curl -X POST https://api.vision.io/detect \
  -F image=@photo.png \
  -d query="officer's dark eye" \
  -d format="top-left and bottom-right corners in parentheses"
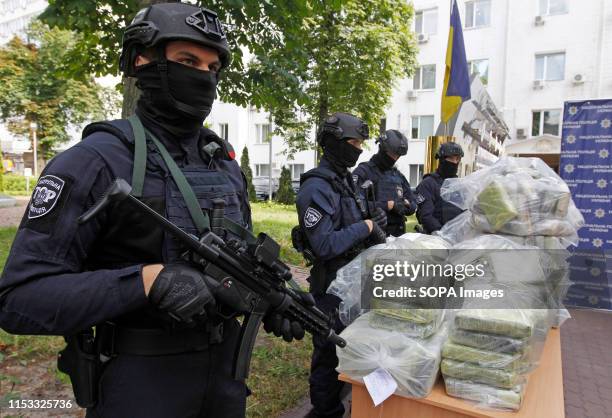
top-left (179, 58), bottom-right (197, 67)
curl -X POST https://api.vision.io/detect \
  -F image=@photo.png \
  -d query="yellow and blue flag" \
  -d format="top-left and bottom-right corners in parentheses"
top-left (441, 0), bottom-right (471, 123)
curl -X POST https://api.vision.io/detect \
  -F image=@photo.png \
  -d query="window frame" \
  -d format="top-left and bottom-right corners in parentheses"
top-left (408, 164), bottom-right (425, 186)
top-left (255, 123), bottom-right (272, 144)
top-left (465, 0), bottom-right (492, 29)
top-left (531, 109), bottom-right (562, 137)
top-left (468, 58), bottom-right (489, 85)
top-left (535, 52), bottom-right (566, 81)
top-left (411, 115), bottom-right (435, 140)
top-left (255, 163), bottom-right (271, 177)
top-left (289, 164), bottom-right (305, 180)
top-left (218, 123), bottom-right (229, 141)
top-left (415, 8), bottom-right (438, 35)
top-left (539, 0), bottom-right (568, 16)
top-left (413, 64), bottom-right (436, 91)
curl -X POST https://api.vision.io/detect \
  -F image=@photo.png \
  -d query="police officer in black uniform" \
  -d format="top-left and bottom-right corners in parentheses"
top-left (353, 129), bottom-right (417, 237)
top-left (294, 112), bottom-right (387, 418)
top-left (0, 3), bottom-right (300, 417)
top-left (415, 142), bottom-right (465, 234)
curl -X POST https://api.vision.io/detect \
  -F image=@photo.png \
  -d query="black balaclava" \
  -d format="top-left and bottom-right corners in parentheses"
top-left (135, 60), bottom-right (218, 138)
top-left (323, 139), bottom-right (363, 174)
top-left (438, 159), bottom-right (459, 179)
top-left (372, 150), bottom-right (396, 171)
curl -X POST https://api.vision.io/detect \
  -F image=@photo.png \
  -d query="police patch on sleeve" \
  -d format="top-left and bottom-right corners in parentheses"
top-left (415, 193), bottom-right (426, 205)
top-left (304, 207), bottom-right (323, 228)
top-left (352, 174), bottom-right (359, 185)
top-left (28, 175), bottom-right (65, 219)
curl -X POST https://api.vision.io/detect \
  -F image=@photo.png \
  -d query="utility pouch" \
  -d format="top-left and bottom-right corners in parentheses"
top-left (291, 225), bottom-right (315, 265)
top-left (57, 329), bottom-right (100, 408)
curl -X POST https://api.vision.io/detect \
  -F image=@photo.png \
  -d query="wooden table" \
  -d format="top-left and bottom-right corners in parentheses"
top-left (339, 329), bottom-right (564, 418)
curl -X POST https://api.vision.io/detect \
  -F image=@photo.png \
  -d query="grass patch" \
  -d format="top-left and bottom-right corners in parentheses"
top-left (251, 201), bottom-right (304, 267)
top-left (0, 226), bottom-right (17, 267)
top-left (247, 334), bottom-right (311, 417)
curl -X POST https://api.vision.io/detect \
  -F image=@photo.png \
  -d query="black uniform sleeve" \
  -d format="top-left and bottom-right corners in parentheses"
top-left (0, 145), bottom-right (149, 335)
top-left (239, 170), bottom-right (253, 231)
top-left (416, 177), bottom-right (442, 233)
top-left (401, 175), bottom-right (417, 216)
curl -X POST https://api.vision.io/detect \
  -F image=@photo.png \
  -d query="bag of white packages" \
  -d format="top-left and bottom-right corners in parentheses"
top-left (336, 311), bottom-right (448, 398)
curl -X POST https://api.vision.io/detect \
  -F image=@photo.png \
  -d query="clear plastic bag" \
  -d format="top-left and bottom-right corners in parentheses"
top-left (336, 312), bottom-right (448, 398)
top-left (440, 157), bottom-right (584, 242)
top-left (444, 377), bottom-right (525, 411)
top-left (328, 234), bottom-right (452, 327)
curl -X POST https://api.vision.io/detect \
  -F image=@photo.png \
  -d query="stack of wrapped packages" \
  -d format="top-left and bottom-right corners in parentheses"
top-left (435, 157), bottom-right (584, 409)
top-left (330, 234), bottom-right (453, 398)
top-left (441, 309), bottom-right (550, 410)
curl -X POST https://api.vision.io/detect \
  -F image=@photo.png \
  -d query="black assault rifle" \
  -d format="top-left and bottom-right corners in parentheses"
top-left (78, 178), bottom-right (346, 381)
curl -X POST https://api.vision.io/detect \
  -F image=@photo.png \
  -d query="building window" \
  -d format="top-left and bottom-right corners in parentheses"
top-left (535, 53), bottom-right (565, 81)
top-left (255, 123), bottom-right (271, 144)
top-left (532, 110), bottom-right (561, 136)
top-left (468, 59), bottom-right (489, 85)
top-left (411, 115), bottom-right (435, 139)
top-left (255, 164), bottom-right (270, 177)
top-left (413, 65), bottom-right (436, 90)
top-left (539, 0), bottom-right (568, 16)
top-left (218, 123), bottom-right (229, 140)
top-left (408, 164), bottom-right (424, 186)
top-left (415, 8), bottom-right (438, 35)
top-left (465, 0), bottom-right (491, 29)
top-left (290, 164), bottom-right (305, 180)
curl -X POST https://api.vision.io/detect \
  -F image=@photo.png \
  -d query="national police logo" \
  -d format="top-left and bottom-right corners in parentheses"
top-left (569, 106), bottom-right (578, 115)
top-left (601, 118), bottom-right (611, 129)
top-left (304, 207), bottom-right (322, 228)
top-left (566, 135), bottom-right (576, 144)
top-left (396, 186), bottom-right (403, 198)
top-left (28, 175), bottom-right (65, 219)
top-left (415, 193), bottom-right (425, 205)
top-left (352, 175), bottom-right (359, 185)
top-left (599, 149), bottom-right (609, 159)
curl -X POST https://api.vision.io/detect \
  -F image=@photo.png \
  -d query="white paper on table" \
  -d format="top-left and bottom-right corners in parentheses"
top-left (363, 368), bottom-right (398, 407)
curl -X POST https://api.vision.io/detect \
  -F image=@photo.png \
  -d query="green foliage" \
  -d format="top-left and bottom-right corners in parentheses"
top-left (40, 0), bottom-right (417, 154)
top-left (275, 166), bottom-right (295, 205)
top-left (240, 146), bottom-right (257, 202)
top-left (1, 175), bottom-right (37, 195)
top-left (250, 202), bottom-right (303, 266)
top-left (0, 21), bottom-right (118, 159)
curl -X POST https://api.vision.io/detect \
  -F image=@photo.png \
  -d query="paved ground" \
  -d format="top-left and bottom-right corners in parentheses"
top-left (0, 197), bottom-right (27, 227)
top-left (561, 308), bottom-right (612, 418)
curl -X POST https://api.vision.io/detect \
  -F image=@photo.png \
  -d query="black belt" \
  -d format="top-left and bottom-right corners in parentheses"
top-left (97, 322), bottom-right (224, 357)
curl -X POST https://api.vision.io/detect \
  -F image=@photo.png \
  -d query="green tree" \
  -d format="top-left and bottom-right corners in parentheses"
top-left (275, 166), bottom-right (295, 205)
top-left (240, 146), bottom-right (257, 202)
top-left (0, 22), bottom-right (116, 160)
top-left (41, 1), bottom-right (417, 153)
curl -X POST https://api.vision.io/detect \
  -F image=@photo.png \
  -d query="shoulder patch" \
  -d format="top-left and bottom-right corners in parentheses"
top-left (28, 175), bottom-right (65, 219)
top-left (352, 174), bottom-right (359, 185)
top-left (304, 207), bottom-right (323, 228)
top-left (415, 193), bottom-right (426, 205)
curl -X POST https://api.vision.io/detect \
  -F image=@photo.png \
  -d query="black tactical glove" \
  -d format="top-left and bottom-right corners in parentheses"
top-left (371, 207), bottom-right (387, 229)
top-left (392, 200), bottom-right (411, 216)
top-left (368, 220), bottom-right (387, 244)
top-left (148, 264), bottom-right (215, 325)
top-left (263, 291), bottom-right (316, 342)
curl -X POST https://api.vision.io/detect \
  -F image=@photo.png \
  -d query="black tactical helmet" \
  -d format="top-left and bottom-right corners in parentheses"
top-left (120, 2), bottom-right (231, 76)
top-left (317, 112), bottom-right (369, 147)
top-left (378, 129), bottom-right (408, 156)
top-left (435, 142), bottom-right (464, 159)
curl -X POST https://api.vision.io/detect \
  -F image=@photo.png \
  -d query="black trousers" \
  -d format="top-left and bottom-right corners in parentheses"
top-left (309, 293), bottom-right (346, 417)
top-left (86, 319), bottom-right (247, 418)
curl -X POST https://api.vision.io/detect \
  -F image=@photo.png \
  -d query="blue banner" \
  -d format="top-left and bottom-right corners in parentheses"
top-left (560, 99), bottom-right (612, 310)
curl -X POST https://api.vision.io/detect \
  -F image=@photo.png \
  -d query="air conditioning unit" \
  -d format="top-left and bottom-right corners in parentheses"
top-left (573, 73), bottom-right (586, 85)
top-left (417, 33), bottom-right (429, 43)
top-left (534, 15), bottom-right (546, 26)
top-left (407, 90), bottom-right (418, 100)
top-left (533, 79), bottom-right (545, 89)
top-left (516, 128), bottom-right (527, 139)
